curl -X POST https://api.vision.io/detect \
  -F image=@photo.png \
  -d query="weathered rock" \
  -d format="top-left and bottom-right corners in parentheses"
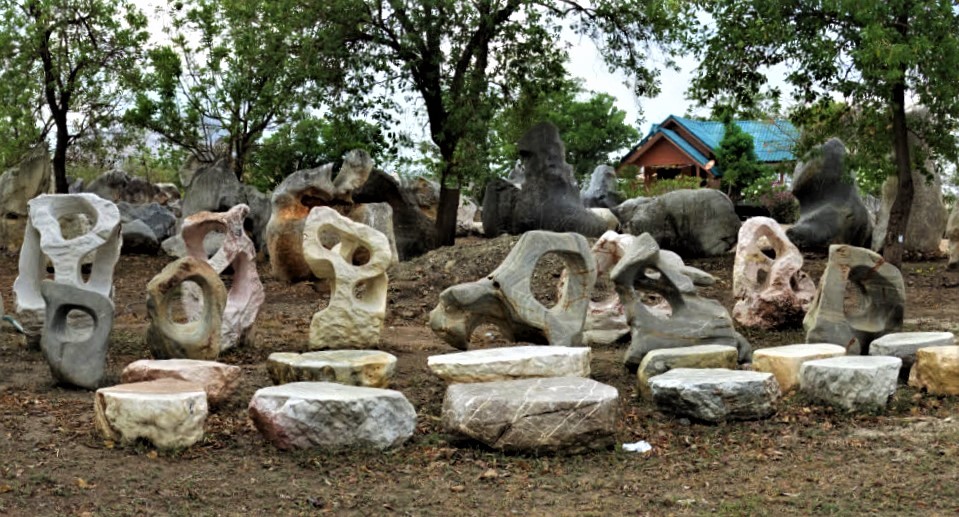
top-left (120, 359), bottom-right (241, 406)
top-left (581, 165), bottom-right (623, 209)
top-left (588, 207), bottom-right (620, 231)
top-left (649, 368), bottom-right (780, 422)
top-left (733, 217), bottom-right (816, 329)
top-left (751, 344), bottom-right (846, 392)
top-left (0, 145), bottom-right (52, 252)
top-left (804, 244), bottom-right (905, 354)
top-left (613, 189), bottom-right (741, 257)
top-left (95, 379), bottom-right (208, 449)
top-left (121, 219), bottom-right (160, 255)
top-left (177, 154), bottom-right (207, 189)
top-left (145, 257), bottom-right (227, 360)
top-left (946, 204), bottom-right (959, 269)
top-left (402, 176), bottom-right (440, 218)
top-left (160, 231), bottom-right (225, 259)
top-left (428, 346), bottom-right (591, 383)
top-left (353, 168), bottom-right (438, 261)
top-left (636, 345), bottom-right (738, 400)
top-left (40, 281), bottom-right (114, 389)
top-left (248, 382), bottom-right (416, 450)
top-left (181, 158), bottom-right (270, 250)
top-left (117, 202), bottom-right (177, 243)
top-left (430, 231), bottom-right (596, 349)
top-left (482, 123), bottom-right (608, 238)
top-left (800, 356), bottom-right (901, 411)
top-left (870, 331), bottom-right (956, 381)
top-left (304, 207), bottom-right (390, 349)
top-left (908, 346), bottom-right (959, 395)
top-left (442, 377), bottom-right (619, 454)
top-left (85, 170), bottom-right (163, 205)
top-left (348, 202), bottom-right (399, 265)
top-left (611, 233), bottom-right (750, 369)
top-left (787, 139), bottom-right (873, 249)
top-left (266, 350), bottom-right (397, 388)
top-left (872, 164), bottom-right (946, 255)
top-left (456, 196), bottom-right (482, 236)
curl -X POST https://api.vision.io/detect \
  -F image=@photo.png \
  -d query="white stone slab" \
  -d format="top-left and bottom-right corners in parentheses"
top-left (648, 368), bottom-right (780, 422)
top-left (800, 356), bottom-right (901, 411)
top-left (427, 346), bottom-right (590, 383)
top-left (752, 343), bottom-right (846, 392)
top-left (266, 350), bottom-right (397, 388)
top-left (870, 332), bottom-right (956, 379)
top-left (94, 379), bottom-right (208, 449)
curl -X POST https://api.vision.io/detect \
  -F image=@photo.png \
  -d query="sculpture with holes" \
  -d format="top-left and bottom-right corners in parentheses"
top-left (429, 231), bottom-right (597, 349)
top-left (732, 217), bottom-right (816, 329)
top-left (146, 256), bottom-right (227, 360)
top-left (180, 204), bottom-right (264, 351)
top-left (40, 281), bottom-right (114, 389)
top-left (611, 233), bottom-right (751, 370)
top-left (303, 206), bottom-right (391, 349)
top-left (804, 244), bottom-right (905, 354)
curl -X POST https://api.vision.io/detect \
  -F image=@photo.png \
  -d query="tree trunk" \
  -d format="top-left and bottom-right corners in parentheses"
top-left (881, 80), bottom-right (913, 268)
top-left (52, 120), bottom-right (69, 193)
top-left (436, 186), bottom-right (459, 246)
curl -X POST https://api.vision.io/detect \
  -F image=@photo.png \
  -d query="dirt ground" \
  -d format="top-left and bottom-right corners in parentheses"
top-left (2, 236), bottom-right (959, 516)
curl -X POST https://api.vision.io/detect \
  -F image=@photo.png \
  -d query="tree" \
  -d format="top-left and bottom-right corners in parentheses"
top-left (0, 0), bottom-right (148, 192)
top-left (689, 0), bottom-right (959, 266)
top-left (307, 0), bottom-right (683, 246)
top-left (714, 116), bottom-right (767, 197)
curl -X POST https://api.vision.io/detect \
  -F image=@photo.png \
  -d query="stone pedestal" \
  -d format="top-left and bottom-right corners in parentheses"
top-left (266, 350), bottom-right (397, 388)
top-left (869, 332), bottom-right (956, 381)
top-left (427, 346), bottom-right (590, 383)
top-left (636, 345), bottom-right (738, 400)
top-left (908, 346), bottom-right (959, 395)
top-left (648, 368), bottom-right (780, 422)
top-left (752, 344), bottom-right (846, 392)
top-left (120, 359), bottom-right (241, 406)
top-left (94, 379), bottom-right (208, 449)
top-left (799, 356), bottom-right (901, 411)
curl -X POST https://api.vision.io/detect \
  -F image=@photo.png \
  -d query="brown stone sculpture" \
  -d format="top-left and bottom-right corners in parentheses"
top-left (429, 231), bottom-right (597, 349)
top-left (146, 257), bottom-right (227, 360)
top-left (732, 217), bottom-right (816, 329)
top-left (804, 244), bottom-right (905, 355)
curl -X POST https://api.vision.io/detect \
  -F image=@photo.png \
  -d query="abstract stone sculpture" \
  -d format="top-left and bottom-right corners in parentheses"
top-left (946, 204), bottom-right (959, 269)
top-left (732, 217), bottom-right (816, 329)
top-left (804, 244), bottom-right (905, 355)
top-left (181, 158), bottom-right (270, 250)
top-left (611, 233), bottom-right (751, 370)
top-left (0, 145), bottom-right (52, 252)
top-left (303, 206), bottom-right (390, 349)
top-left (40, 281), bottom-right (113, 389)
top-left (181, 204), bottom-right (264, 351)
top-left (581, 165), bottom-right (623, 209)
top-left (145, 257), bottom-right (227, 360)
top-left (430, 231), bottom-right (596, 349)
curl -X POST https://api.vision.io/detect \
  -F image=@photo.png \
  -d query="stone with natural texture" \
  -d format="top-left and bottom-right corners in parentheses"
top-left (804, 244), bottom-right (905, 355)
top-left (348, 202), bottom-right (399, 265)
top-left (266, 351), bottom-right (397, 388)
top-left (947, 204), bottom-right (959, 269)
top-left (430, 231), bottom-right (596, 349)
top-left (120, 359), bottom-right (241, 406)
top-left (428, 346), bottom-right (591, 383)
top-left (581, 165), bottom-right (623, 209)
top-left (40, 281), bottom-right (114, 389)
top-left (0, 145), bottom-right (52, 252)
top-left (908, 346), bottom-right (959, 395)
top-left (456, 196), bottom-right (482, 236)
top-left (181, 158), bottom-right (270, 250)
top-left (94, 379), bottom-right (208, 449)
top-left (872, 162), bottom-right (946, 255)
top-left (612, 189), bottom-right (741, 257)
top-left (649, 368), bottom-right (780, 422)
top-left (85, 170), bottom-right (165, 205)
top-left (733, 217), bottom-right (816, 329)
top-left (800, 356), bottom-right (901, 411)
top-left (248, 382), bottom-right (416, 450)
top-left (588, 208), bottom-right (620, 231)
top-left (870, 332), bottom-right (956, 381)
top-left (611, 233), bottom-right (750, 369)
top-left (752, 344), bottom-right (847, 392)
top-left (636, 345), bottom-right (738, 400)
top-left (442, 377), bottom-right (619, 454)
top-left (121, 219), bottom-right (160, 255)
top-left (145, 257), bottom-right (227, 360)
top-left (353, 169), bottom-right (438, 261)
top-left (117, 202), bottom-right (177, 243)
top-left (304, 207), bottom-right (390, 349)
top-left (787, 139), bottom-right (873, 249)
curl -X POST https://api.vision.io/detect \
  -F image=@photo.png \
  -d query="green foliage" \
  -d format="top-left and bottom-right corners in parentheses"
top-left (741, 170), bottom-right (799, 224)
top-left (619, 175), bottom-right (701, 199)
top-left (715, 118), bottom-right (768, 196)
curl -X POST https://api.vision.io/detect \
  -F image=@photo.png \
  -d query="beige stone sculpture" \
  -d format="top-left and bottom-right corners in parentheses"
top-left (146, 257), bottom-right (227, 360)
top-left (430, 231), bottom-right (596, 349)
top-left (0, 145), bottom-right (52, 252)
top-left (804, 244), bottom-right (905, 355)
top-left (180, 204), bottom-right (264, 351)
top-left (303, 206), bottom-right (391, 349)
top-left (733, 217), bottom-right (816, 329)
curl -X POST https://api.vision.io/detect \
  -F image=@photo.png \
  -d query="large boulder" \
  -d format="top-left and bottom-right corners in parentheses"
top-left (182, 159), bottom-right (270, 250)
top-left (581, 165), bottom-right (623, 209)
top-left (948, 204), bottom-right (959, 269)
top-left (0, 145), bottom-right (52, 252)
top-left (85, 170), bottom-right (167, 205)
top-left (117, 202), bottom-right (177, 243)
top-left (872, 166), bottom-right (946, 256)
top-left (121, 219), bottom-right (161, 255)
top-left (354, 169), bottom-right (438, 260)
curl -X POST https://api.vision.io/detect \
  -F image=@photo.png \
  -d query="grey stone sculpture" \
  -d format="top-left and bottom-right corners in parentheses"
top-left (181, 158), bottom-right (271, 250)
top-left (145, 257), bottom-right (227, 360)
top-left (40, 281), bottom-right (113, 389)
top-left (430, 230), bottom-right (597, 349)
top-left (581, 165), bottom-right (623, 209)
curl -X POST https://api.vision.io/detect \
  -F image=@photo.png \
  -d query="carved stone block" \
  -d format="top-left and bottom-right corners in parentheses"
top-left (146, 257), bottom-right (227, 360)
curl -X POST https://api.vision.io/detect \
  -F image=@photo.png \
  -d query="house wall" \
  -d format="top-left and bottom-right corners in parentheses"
top-left (623, 139), bottom-right (691, 169)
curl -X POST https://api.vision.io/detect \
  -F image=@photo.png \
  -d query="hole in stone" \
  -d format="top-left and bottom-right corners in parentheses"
top-left (353, 279), bottom-right (369, 301)
top-left (203, 230), bottom-right (226, 260)
top-left (756, 269), bottom-right (768, 286)
top-left (531, 252), bottom-right (566, 309)
top-left (311, 278), bottom-right (331, 312)
top-left (350, 245), bottom-right (371, 266)
top-left (843, 280), bottom-right (868, 319)
top-left (638, 290), bottom-right (672, 320)
top-left (57, 212), bottom-right (94, 242)
top-left (643, 267), bottom-right (662, 280)
top-left (167, 280), bottom-right (203, 324)
top-left (468, 323), bottom-right (511, 348)
top-left (64, 309), bottom-right (94, 342)
top-left (762, 247), bottom-right (777, 260)
top-left (319, 230), bottom-right (340, 251)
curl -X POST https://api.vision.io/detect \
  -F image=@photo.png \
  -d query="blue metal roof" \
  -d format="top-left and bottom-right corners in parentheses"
top-left (669, 116), bottom-right (799, 163)
top-left (658, 128), bottom-right (712, 168)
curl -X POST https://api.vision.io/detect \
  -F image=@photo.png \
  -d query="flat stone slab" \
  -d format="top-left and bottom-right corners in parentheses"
top-left (636, 345), bottom-right (738, 400)
top-left (248, 382), bottom-right (416, 450)
top-left (648, 368), bottom-right (780, 423)
top-left (908, 346), bottom-right (959, 395)
top-left (266, 351), bottom-right (397, 388)
top-left (870, 332), bottom-right (956, 381)
top-left (800, 356), bottom-right (901, 411)
top-left (120, 359), bottom-right (241, 406)
top-left (94, 379), bottom-right (208, 449)
top-left (442, 377), bottom-right (618, 454)
top-left (427, 346), bottom-right (590, 383)
top-left (752, 344), bottom-right (847, 392)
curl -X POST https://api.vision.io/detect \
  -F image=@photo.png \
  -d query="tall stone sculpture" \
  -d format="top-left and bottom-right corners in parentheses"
top-left (146, 257), bottom-right (227, 360)
top-left (611, 233), bottom-right (750, 370)
top-left (303, 206), bottom-right (391, 349)
top-left (40, 281), bottom-right (113, 389)
top-left (181, 204), bottom-right (264, 351)
top-left (733, 217), bottom-right (816, 329)
top-left (430, 231), bottom-right (597, 349)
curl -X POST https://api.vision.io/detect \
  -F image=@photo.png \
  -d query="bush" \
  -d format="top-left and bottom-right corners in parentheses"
top-left (758, 188), bottom-right (800, 224)
top-left (618, 175), bottom-right (702, 200)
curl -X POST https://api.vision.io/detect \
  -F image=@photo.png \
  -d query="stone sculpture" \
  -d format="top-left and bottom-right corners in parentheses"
top-left (611, 232), bottom-right (751, 370)
top-left (40, 281), bottom-right (113, 389)
top-left (303, 206), bottom-right (391, 349)
top-left (181, 204), bottom-right (264, 351)
top-left (946, 204), bottom-right (959, 269)
top-left (787, 139), bottom-right (873, 249)
top-left (0, 145), bottom-right (52, 252)
top-left (872, 165), bottom-right (946, 256)
top-left (804, 244), bottom-right (905, 355)
top-left (353, 168), bottom-right (438, 260)
top-left (732, 217), bottom-right (816, 329)
top-left (145, 257), bottom-right (227, 360)
top-left (430, 230), bottom-right (596, 349)
top-left (180, 158), bottom-right (271, 250)
top-left (581, 165), bottom-right (623, 209)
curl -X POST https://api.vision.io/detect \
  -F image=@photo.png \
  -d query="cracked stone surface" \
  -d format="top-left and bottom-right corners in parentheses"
top-left (145, 257), bottom-right (227, 360)
top-left (40, 281), bottom-right (114, 390)
top-left (870, 332), bottom-right (956, 381)
top-left (751, 344), bottom-right (847, 392)
top-left (648, 368), bottom-right (780, 423)
top-left (94, 378), bottom-right (208, 449)
top-left (908, 346), bottom-right (959, 395)
top-left (442, 377), bottom-right (619, 454)
top-left (121, 359), bottom-right (241, 406)
top-left (266, 350), bottom-right (397, 388)
top-left (427, 346), bottom-right (591, 383)
top-left (800, 356), bottom-right (901, 411)
top-left (636, 345), bottom-right (738, 400)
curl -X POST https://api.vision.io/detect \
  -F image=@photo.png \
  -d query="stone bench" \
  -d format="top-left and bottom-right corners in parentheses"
top-left (636, 345), bottom-right (738, 400)
top-left (648, 368), bottom-right (780, 422)
top-left (267, 350), bottom-right (397, 388)
top-left (248, 382), bottom-right (416, 450)
top-left (752, 344), bottom-right (846, 392)
top-left (908, 346), bottom-right (959, 395)
top-left (121, 359), bottom-right (241, 406)
top-left (869, 332), bottom-right (956, 381)
top-left (799, 356), bottom-right (901, 411)
top-left (427, 346), bottom-right (590, 383)
top-left (94, 379), bottom-right (208, 449)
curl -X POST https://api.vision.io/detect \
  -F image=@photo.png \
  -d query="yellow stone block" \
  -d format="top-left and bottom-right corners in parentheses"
top-left (908, 346), bottom-right (959, 395)
top-left (752, 344), bottom-right (846, 392)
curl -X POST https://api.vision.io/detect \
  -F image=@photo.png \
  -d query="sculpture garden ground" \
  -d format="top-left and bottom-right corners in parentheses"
top-left (2, 235), bottom-right (959, 515)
